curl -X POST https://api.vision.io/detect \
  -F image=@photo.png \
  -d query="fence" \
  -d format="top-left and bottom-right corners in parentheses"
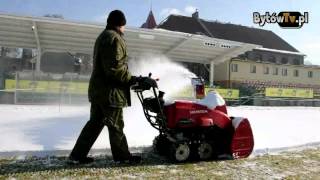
top-left (2, 71), bottom-right (90, 104)
top-left (1, 71), bottom-right (320, 106)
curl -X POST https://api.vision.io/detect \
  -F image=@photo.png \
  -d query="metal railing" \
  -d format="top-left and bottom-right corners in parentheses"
top-left (1, 71), bottom-right (90, 105)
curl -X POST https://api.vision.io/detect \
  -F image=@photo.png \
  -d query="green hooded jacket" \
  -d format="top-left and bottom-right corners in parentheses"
top-left (88, 29), bottom-right (134, 107)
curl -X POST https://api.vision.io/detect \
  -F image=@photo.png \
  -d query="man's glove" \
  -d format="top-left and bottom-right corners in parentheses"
top-left (139, 76), bottom-right (158, 90)
top-left (131, 76), bottom-right (157, 90)
top-left (129, 76), bottom-right (139, 86)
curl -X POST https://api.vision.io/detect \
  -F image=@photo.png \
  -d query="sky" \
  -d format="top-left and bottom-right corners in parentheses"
top-left (0, 0), bottom-right (319, 65)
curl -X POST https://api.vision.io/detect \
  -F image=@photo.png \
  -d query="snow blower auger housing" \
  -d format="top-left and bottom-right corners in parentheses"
top-left (132, 73), bottom-right (254, 162)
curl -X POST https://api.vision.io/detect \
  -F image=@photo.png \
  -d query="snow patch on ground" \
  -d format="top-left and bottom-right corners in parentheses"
top-left (0, 104), bottom-right (320, 157)
top-left (228, 106), bottom-right (320, 150)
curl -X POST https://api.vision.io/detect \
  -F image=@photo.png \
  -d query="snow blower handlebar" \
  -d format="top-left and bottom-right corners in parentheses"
top-left (132, 73), bottom-right (167, 133)
top-left (131, 73), bottom-right (158, 91)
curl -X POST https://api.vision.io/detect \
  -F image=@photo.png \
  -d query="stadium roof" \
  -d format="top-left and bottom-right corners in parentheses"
top-left (0, 13), bottom-right (262, 84)
top-left (0, 13), bottom-right (261, 62)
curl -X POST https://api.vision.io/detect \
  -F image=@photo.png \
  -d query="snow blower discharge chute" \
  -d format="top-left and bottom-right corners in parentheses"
top-left (132, 73), bottom-right (254, 162)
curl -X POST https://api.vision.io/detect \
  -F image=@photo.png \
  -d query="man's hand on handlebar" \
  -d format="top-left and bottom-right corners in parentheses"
top-left (131, 74), bottom-right (158, 91)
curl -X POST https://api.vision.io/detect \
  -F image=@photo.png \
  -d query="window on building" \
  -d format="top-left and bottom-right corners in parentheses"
top-left (281, 57), bottom-right (288, 64)
top-left (268, 55), bottom-right (276, 63)
top-left (308, 71), bottom-right (313, 78)
top-left (263, 66), bottom-right (269, 74)
top-left (293, 69), bottom-right (299, 77)
top-left (245, 52), bottom-right (249, 58)
top-left (282, 68), bottom-right (288, 76)
top-left (250, 65), bottom-right (256, 73)
top-left (293, 58), bottom-right (300, 65)
top-left (273, 67), bottom-right (278, 75)
top-left (231, 63), bottom-right (238, 72)
top-left (255, 53), bottom-right (262, 61)
top-left (237, 54), bottom-right (246, 60)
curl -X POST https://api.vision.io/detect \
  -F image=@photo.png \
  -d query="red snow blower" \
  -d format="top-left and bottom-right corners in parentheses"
top-left (132, 73), bottom-right (254, 162)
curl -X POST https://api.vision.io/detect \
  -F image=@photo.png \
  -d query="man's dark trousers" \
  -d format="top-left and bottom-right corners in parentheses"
top-left (70, 102), bottom-right (131, 161)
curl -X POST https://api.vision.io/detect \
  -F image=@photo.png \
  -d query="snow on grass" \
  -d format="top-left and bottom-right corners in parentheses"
top-left (0, 147), bottom-right (319, 179)
top-left (0, 104), bottom-right (320, 157)
top-left (228, 106), bottom-right (320, 150)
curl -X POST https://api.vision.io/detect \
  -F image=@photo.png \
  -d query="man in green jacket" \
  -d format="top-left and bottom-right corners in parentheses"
top-left (69, 10), bottom-right (140, 164)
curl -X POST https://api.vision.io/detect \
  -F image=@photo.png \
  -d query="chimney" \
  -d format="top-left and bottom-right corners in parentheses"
top-left (192, 9), bottom-right (199, 19)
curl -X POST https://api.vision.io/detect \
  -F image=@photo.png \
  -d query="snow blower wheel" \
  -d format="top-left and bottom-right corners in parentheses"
top-left (170, 143), bottom-right (190, 162)
top-left (152, 135), bottom-right (169, 155)
top-left (198, 142), bottom-right (213, 160)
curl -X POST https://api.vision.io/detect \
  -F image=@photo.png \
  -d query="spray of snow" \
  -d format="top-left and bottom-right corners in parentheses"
top-left (124, 55), bottom-right (196, 147)
top-left (128, 54), bottom-right (196, 98)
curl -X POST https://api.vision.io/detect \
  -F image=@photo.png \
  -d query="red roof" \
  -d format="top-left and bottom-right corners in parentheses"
top-left (141, 10), bottom-right (157, 29)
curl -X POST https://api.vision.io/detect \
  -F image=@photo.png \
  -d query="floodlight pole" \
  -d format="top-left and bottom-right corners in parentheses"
top-left (32, 21), bottom-right (42, 73)
top-left (14, 72), bottom-right (18, 104)
top-left (210, 60), bottom-right (215, 87)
